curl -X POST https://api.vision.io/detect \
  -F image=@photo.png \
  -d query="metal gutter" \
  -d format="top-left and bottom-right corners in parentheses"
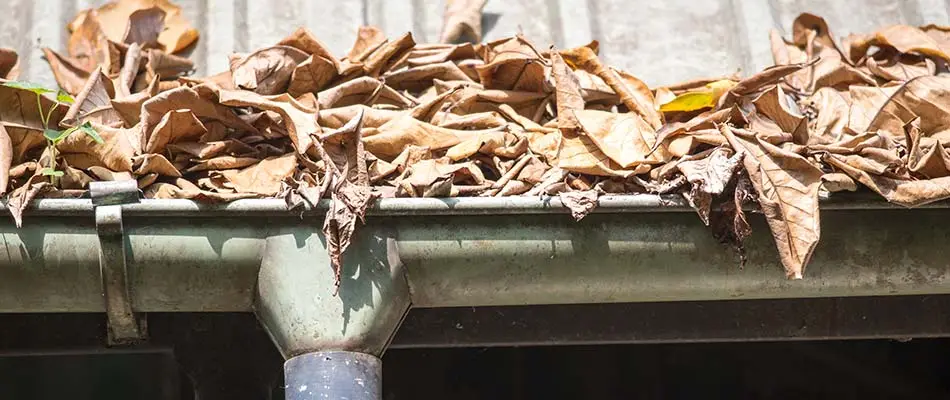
top-left (21, 194), bottom-right (950, 216)
top-left (4, 193), bottom-right (949, 398)
top-left (1, 195), bottom-right (948, 314)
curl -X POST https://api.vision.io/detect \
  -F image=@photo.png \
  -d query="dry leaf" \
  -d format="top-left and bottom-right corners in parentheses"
top-left (721, 125), bottom-right (822, 279)
top-left (231, 46), bottom-right (309, 95)
top-left (63, 67), bottom-right (124, 127)
top-left (574, 110), bottom-right (669, 168)
top-left (550, 51), bottom-right (585, 133)
top-left (0, 48), bottom-right (20, 80)
top-left (0, 124), bottom-right (12, 195)
top-left (216, 88), bottom-right (317, 154)
top-left (72, 0), bottom-right (199, 54)
top-left (124, 6), bottom-right (165, 48)
top-left (677, 147), bottom-right (744, 225)
top-left (219, 153), bottom-right (296, 196)
top-left (440, 0), bottom-right (488, 44)
top-left (144, 110), bottom-right (207, 154)
top-left (6, 175), bottom-right (50, 228)
top-left (58, 122), bottom-right (135, 172)
top-left (560, 189), bottom-right (599, 221)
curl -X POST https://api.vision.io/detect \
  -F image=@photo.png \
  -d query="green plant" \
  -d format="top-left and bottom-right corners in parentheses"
top-left (1, 81), bottom-right (102, 186)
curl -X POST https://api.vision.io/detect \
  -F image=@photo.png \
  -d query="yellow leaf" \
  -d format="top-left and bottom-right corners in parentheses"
top-left (659, 92), bottom-right (715, 112)
top-left (658, 79), bottom-right (738, 113)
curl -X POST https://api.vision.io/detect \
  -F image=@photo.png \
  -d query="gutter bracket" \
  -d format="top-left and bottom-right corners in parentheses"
top-left (91, 180), bottom-right (146, 346)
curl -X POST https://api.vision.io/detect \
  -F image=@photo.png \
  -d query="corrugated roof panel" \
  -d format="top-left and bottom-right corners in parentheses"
top-left (4, 0), bottom-right (950, 88)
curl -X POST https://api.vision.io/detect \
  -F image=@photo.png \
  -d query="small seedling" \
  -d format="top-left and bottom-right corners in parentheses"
top-left (2, 81), bottom-right (103, 186)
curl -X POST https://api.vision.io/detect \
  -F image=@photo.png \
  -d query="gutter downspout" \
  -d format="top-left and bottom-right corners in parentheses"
top-left (3, 194), bottom-right (950, 398)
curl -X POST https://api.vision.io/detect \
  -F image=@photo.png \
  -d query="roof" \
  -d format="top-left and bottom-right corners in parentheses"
top-left (5, 0), bottom-right (949, 89)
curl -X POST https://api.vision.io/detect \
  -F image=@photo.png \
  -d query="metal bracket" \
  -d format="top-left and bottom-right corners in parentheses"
top-left (91, 180), bottom-right (146, 345)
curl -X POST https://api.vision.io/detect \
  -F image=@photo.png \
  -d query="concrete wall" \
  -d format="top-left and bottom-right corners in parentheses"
top-left (3, 0), bottom-right (949, 88)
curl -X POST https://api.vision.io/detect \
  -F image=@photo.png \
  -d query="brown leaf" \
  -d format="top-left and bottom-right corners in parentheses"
top-left (288, 55), bottom-right (339, 97)
top-left (87, 166), bottom-right (134, 181)
top-left (58, 122), bottom-right (136, 172)
top-left (185, 156), bottom-right (260, 172)
top-left (825, 153), bottom-right (950, 206)
top-left (550, 51), bottom-right (585, 133)
top-left (132, 153), bottom-right (180, 177)
top-left (60, 165), bottom-right (95, 189)
top-left (347, 26), bottom-right (387, 61)
top-left (317, 76), bottom-right (414, 109)
top-left (676, 147), bottom-right (744, 225)
top-left (144, 110), bottom-right (207, 154)
top-left (849, 25), bottom-right (950, 64)
top-left (318, 105), bottom-right (400, 129)
top-left (559, 189), bottom-right (599, 221)
top-left (312, 110), bottom-right (377, 292)
top-left (477, 36), bottom-right (547, 92)
top-left (866, 50), bottom-right (935, 82)
top-left (557, 130), bottom-right (649, 177)
top-left (63, 67), bottom-right (124, 127)
top-left (144, 49), bottom-right (194, 82)
top-left (407, 43), bottom-right (477, 66)
top-left (218, 153), bottom-right (297, 196)
top-left (112, 75), bottom-right (159, 126)
top-left (167, 139), bottom-right (255, 159)
top-left (144, 181), bottom-right (257, 201)
top-left (848, 84), bottom-right (899, 135)
top-left (41, 48), bottom-right (91, 96)
top-left (821, 172), bottom-right (857, 193)
top-left (124, 6), bottom-right (165, 48)
top-left (867, 76), bottom-right (950, 140)
top-left (750, 85), bottom-right (808, 144)
top-left (440, 0), bottom-right (488, 43)
top-left (67, 9), bottom-right (112, 72)
top-left (574, 110), bottom-right (670, 168)
top-left (141, 86), bottom-right (257, 153)
top-left (361, 33), bottom-right (416, 77)
top-left (0, 124), bottom-right (12, 195)
top-left (721, 125), bottom-right (823, 279)
top-left (231, 46), bottom-right (309, 95)
top-left (73, 0), bottom-right (199, 54)
top-left (6, 175), bottom-right (50, 228)
top-left (800, 87), bottom-right (850, 144)
top-left (279, 27), bottom-right (339, 64)
top-left (559, 44), bottom-right (662, 129)
top-left (383, 61), bottom-right (473, 92)
top-left (363, 114), bottom-right (466, 159)
top-left (904, 118), bottom-right (950, 179)
top-left (215, 88), bottom-right (317, 154)
top-left (0, 48), bottom-right (20, 80)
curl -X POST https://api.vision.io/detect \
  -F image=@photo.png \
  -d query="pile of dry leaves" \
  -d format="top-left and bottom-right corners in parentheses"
top-left (1, 0), bottom-right (950, 285)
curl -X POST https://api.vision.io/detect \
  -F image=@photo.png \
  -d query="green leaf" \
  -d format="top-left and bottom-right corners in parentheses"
top-left (2, 81), bottom-right (55, 95)
top-left (43, 128), bottom-right (66, 142)
top-left (78, 122), bottom-right (104, 144)
top-left (56, 90), bottom-right (74, 104)
top-left (40, 168), bottom-right (64, 177)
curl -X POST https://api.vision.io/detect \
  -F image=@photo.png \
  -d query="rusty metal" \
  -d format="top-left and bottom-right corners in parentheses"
top-left (91, 181), bottom-right (146, 345)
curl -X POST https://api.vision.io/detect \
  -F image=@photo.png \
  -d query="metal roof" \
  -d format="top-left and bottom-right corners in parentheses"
top-left (5, 0), bottom-right (950, 90)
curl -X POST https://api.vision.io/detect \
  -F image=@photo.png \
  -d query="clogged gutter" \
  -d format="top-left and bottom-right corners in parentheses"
top-left (1, 0), bottom-right (950, 287)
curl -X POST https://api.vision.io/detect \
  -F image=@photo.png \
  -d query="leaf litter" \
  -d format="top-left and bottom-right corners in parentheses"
top-left (0, 2), bottom-right (949, 287)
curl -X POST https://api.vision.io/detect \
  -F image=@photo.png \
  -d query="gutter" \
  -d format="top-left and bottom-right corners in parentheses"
top-left (3, 193), bottom-right (948, 398)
